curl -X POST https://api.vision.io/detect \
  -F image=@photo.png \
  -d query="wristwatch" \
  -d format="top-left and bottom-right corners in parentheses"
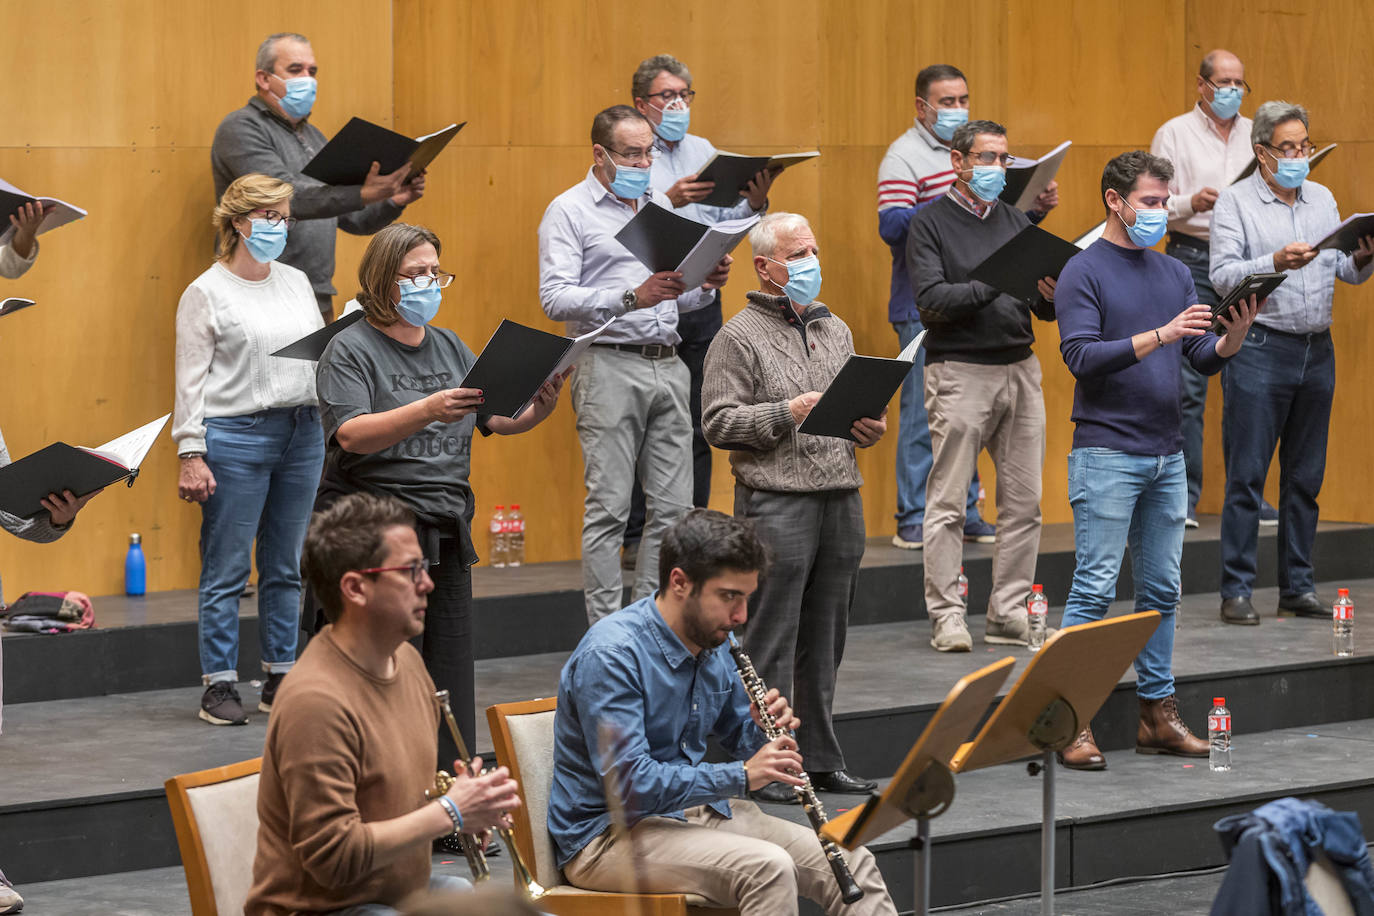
top-left (621, 288), bottom-right (638, 311)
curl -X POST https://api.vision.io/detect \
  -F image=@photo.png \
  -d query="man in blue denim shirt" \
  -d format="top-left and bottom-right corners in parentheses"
top-left (549, 510), bottom-right (895, 915)
top-left (1210, 101), bottom-right (1374, 625)
top-left (1054, 151), bottom-right (1258, 770)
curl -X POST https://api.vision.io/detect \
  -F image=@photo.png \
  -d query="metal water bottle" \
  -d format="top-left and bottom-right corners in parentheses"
top-left (125, 533), bottom-right (146, 596)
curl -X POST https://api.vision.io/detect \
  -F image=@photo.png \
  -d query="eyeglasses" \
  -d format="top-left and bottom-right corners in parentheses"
top-left (394, 270), bottom-right (455, 290)
top-left (358, 558), bottom-right (431, 584)
top-left (1205, 77), bottom-right (1252, 95)
top-left (965, 150), bottom-right (1015, 167)
top-left (643, 89), bottom-right (696, 106)
top-left (604, 145), bottom-right (660, 164)
top-left (1263, 141), bottom-right (1317, 160)
top-left (251, 209), bottom-right (296, 228)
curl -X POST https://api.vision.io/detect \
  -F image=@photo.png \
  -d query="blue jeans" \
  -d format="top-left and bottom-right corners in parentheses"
top-left (324, 875), bottom-right (472, 915)
top-left (198, 406), bottom-right (324, 681)
top-left (1061, 448), bottom-right (1186, 699)
top-left (1220, 326), bottom-right (1334, 599)
top-left (893, 319), bottom-right (981, 528)
top-left (1165, 239), bottom-right (1218, 517)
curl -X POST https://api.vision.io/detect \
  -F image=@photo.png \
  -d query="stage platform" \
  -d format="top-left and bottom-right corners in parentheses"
top-left (2, 518), bottom-right (1372, 911)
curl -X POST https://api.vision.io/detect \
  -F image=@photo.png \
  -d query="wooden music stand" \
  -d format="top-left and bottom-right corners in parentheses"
top-left (820, 657), bottom-right (1016, 916)
top-left (951, 611), bottom-right (1162, 916)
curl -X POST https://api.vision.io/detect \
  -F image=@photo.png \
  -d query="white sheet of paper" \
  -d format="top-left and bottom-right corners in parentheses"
top-left (0, 178), bottom-right (88, 246)
top-left (675, 213), bottom-right (761, 289)
top-left (1006, 140), bottom-right (1072, 210)
top-left (897, 329), bottom-right (927, 363)
top-left (86, 414), bottom-right (171, 470)
top-left (550, 316), bottom-right (617, 381)
top-left (1074, 220), bottom-right (1107, 249)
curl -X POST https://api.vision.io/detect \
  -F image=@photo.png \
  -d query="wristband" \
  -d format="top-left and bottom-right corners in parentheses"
top-left (1154, 328), bottom-right (1165, 347)
top-left (436, 795), bottom-right (463, 833)
top-left (178, 451), bottom-right (206, 459)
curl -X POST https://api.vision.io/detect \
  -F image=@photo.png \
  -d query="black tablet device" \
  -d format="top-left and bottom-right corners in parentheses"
top-left (1210, 272), bottom-right (1286, 333)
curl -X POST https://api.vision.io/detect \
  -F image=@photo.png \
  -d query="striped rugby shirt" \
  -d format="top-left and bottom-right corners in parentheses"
top-left (877, 119), bottom-right (957, 322)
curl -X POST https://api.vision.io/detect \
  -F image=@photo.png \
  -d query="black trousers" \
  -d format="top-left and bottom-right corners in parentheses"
top-left (625, 294), bottom-right (721, 542)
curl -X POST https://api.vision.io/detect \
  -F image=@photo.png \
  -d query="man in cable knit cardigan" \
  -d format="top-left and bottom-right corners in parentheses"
top-left (702, 212), bottom-right (885, 802)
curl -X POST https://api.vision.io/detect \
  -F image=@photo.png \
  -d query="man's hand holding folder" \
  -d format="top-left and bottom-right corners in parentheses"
top-left (630, 255), bottom-right (734, 307)
top-left (792, 392), bottom-right (888, 447)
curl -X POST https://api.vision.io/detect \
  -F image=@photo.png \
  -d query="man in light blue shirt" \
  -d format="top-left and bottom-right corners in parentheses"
top-left (549, 509), bottom-right (895, 915)
top-left (615, 54), bottom-right (772, 562)
top-left (539, 106), bottom-right (733, 623)
top-left (1210, 101), bottom-right (1374, 624)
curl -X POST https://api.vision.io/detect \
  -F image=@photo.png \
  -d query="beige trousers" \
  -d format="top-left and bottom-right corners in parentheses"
top-left (922, 355), bottom-right (1046, 625)
top-left (563, 800), bottom-right (897, 916)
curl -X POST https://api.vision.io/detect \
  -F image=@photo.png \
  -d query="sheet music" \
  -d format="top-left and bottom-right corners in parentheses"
top-left (86, 414), bottom-right (171, 470)
top-left (550, 317), bottom-right (617, 380)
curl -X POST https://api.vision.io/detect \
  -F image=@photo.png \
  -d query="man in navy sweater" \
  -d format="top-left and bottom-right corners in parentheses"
top-left (1054, 150), bottom-right (1258, 770)
top-left (906, 119), bottom-right (1057, 653)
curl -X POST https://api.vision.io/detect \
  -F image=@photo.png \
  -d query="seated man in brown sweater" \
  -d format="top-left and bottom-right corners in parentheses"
top-left (245, 493), bottom-right (521, 916)
top-left (701, 211), bottom-right (887, 802)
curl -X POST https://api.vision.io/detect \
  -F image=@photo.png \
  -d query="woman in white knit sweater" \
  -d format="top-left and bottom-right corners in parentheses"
top-left (172, 174), bottom-right (324, 727)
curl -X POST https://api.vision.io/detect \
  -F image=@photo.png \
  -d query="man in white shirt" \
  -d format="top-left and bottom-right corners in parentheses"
top-left (1150, 49), bottom-right (1272, 533)
top-left (614, 54), bottom-right (772, 564)
top-left (539, 106), bottom-right (733, 623)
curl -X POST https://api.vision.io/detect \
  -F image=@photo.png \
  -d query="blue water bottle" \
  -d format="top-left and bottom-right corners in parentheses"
top-left (125, 533), bottom-right (146, 596)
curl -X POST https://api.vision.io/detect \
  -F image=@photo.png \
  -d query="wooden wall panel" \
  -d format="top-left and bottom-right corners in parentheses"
top-left (3, 0), bottom-right (1372, 596)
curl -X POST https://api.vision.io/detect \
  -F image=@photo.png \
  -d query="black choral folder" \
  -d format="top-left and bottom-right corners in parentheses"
top-left (967, 225), bottom-right (1082, 303)
top-left (0, 297), bottom-right (35, 318)
top-left (798, 332), bottom-right (925, 441)
top-left (614, 203), bottom-right (758, 290)
top-left (693, 151), bottom-right (819, 208)
top-left (0, 414), bottom-right (169, 519)
top-left (1314, 213), bottom-right (1374, 254)
top-left (460, 318), bottom-right (614, 418)
top-left (301, 119), bottom-right (465, 186)
top-left (272, 310), bottom-right (365, 360)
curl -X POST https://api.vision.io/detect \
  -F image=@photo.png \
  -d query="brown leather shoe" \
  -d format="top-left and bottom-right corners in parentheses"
top-left (1057, 726), bottom-right (1107, 770)
top-left (1136, 694), bottom-right (1209, 757)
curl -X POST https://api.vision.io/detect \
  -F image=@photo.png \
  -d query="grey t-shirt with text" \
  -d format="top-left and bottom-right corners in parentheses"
top-left (316, 321), bottom-right (479, 532)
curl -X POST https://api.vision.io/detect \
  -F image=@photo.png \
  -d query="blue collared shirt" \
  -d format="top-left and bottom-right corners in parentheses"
top-left (547, 594), bottom-right (767, 867)
top-left (650, 132), bottom-right (759, 225)
top-left (1210, 171), bottom-right (1373, 334)
top-left (538, 168), bottom-right (713, 346)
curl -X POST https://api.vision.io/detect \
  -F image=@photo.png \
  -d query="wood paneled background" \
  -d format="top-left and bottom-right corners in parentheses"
top-left (1, 0), bottom-right (1369, 596)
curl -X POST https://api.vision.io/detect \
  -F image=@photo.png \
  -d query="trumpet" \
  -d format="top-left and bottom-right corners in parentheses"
top-left (431, 689), bottom-right (546, 900)
top-left (726, 632), bottom-right (864, 905)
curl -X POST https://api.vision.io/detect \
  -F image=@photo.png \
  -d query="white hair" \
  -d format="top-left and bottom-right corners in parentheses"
top-left (748, 212), bottom-right (812, 259)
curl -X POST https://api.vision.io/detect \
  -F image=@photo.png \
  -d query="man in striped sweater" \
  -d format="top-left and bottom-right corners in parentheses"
top-left (878, 64), bottom-right (1058, 550)
top-left (702, 212), bottom-right (884, 801)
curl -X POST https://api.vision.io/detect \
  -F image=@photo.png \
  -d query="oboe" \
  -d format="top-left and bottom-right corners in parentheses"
top-left (727, 632), bottom-right (864, 904)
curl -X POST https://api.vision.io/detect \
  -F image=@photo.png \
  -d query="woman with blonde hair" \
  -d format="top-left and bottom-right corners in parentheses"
top-left (172, 172), bottom-right (325, 726)
top-left (314, 222), bottom-right (563, 765)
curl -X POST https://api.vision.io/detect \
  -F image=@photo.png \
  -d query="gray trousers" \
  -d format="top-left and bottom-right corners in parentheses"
top-left (734, 485), bottom-right (864, 773)
top-left (923, 355), bottom-right (1045, 625)
top-left (570, 346), bottom-right (693, 622)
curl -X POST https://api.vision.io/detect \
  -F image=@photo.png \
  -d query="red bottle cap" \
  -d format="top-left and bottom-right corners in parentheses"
top-left (511, 504), bottom-right (520, 510)
top-left (1337, 588), bottom-right (1350, 597)
top-left (1213, 697), bottom-right (1226, 706)
top-left (494, 505), bottom-right (504, 510)
top-left (1032, 584), bottom-right (1044, 592)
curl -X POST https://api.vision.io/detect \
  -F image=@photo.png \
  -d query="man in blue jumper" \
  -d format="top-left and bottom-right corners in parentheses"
top-left (1053, 150), bottom-right (1258, 770)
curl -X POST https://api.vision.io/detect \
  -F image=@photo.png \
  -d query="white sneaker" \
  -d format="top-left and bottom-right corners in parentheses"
top-left (930, 615), bottom-right (973, 652)
top-left (1184, 517), bottom-right (1199, 529)
top-left (0, 881), bottom-right (23, 915)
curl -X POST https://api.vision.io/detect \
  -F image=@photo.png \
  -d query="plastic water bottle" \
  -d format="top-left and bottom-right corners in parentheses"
top-left (976, 486), bottom-right (986, 517)
top-left (125, 533), bottom-right (146, 596)
top-left (507, 504), bottom-right (525, 567)
top-left (1333, 588), bottom-right (1354, 657)
top-left (489, 506), bottom-right (508, 568)
top-left (956, 566), bottom-right (968, 602)
top-left (1208, 697), bottom-right (1232, 772)
top-left (1027, 584), bottom-right (1048, 652)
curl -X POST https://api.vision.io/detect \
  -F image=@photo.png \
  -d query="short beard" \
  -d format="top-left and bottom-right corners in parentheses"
top-left (682, 593), bottom-right (728, 650)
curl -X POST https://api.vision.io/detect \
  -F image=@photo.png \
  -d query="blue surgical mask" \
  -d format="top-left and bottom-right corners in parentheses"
top-left (1209, 86), bottom-right (1243, 120)
top-left (654, 104), bottom-right (690, 142)
top-left (239, 219), bottom-right (288, 263)
top-left (932, 107), bottom-right (969, 142)
top-left (1270, 155), bottom-right (1309, 189)
top-left (768, 255), bottom-right (822, 305)
top-left (967, 166), bottom-right (1006, 203)
top-left (275, 75), bottom-right (317, 120)
top-left (396, 284), bottom-right (442, 327)
top-left (607, 160), bottom-right (652, 200)
top-left (1117, 200), bottom-right (1168, 248)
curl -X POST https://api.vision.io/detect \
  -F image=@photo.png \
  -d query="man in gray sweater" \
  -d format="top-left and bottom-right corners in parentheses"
top-left (211, 32), bottom-right (423, 320)
top-left (702, 212), bottom-right (885, 801)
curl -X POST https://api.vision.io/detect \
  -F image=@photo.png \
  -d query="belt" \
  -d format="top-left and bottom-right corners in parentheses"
top-left (592, 342), bottom-right (678, 359)
top-left (1167, 232), bottom-right (1209, 252)
top-left (1254, 323), bottom-right (1330, 343)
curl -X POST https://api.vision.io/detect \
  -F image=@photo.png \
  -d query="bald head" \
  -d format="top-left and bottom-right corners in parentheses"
top-left (1199, 49), bottom-right (1243, 81)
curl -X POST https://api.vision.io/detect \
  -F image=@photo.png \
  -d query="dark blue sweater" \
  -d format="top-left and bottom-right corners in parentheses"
top-left (1056, 239), bottom-right (1228, 455)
